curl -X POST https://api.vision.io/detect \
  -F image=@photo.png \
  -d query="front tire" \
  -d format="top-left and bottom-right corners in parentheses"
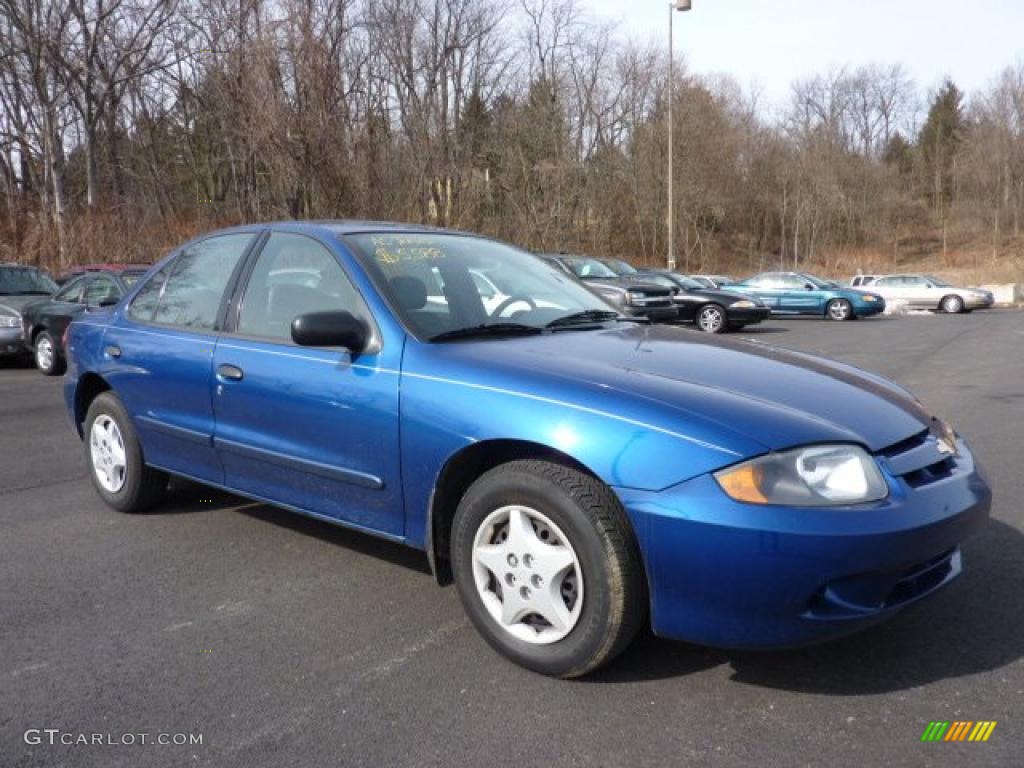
top-left (941, 294), bottom-right (965, 314)
top-left (84, 392), bottom-right (168, 513)
top-left (826, 299), bottom-right (854, 321)
top-left (34, 331), bottom-right (65, 376)
top-left (451, 460), bottom-right (645, 678)
top-left (696, 303), bottom-right (727, 333)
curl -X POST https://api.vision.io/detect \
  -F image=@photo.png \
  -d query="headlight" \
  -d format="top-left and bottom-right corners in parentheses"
top-left (0, 315), bottom-right (20, 328)
top-left (625, 290), bottom-right (646, 304)
top-left (715, 444), bottom-right (888, 506)
top-left (860, 294), bottom-right (879, 302)
top-left (730, 300), bottom-right (756, 309)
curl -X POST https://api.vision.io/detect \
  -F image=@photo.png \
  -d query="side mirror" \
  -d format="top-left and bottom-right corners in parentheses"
top-left (291, 310), bottom-right (369, 352)
top-left (805, 283), bottom-right (815, 291)
top-left (98, 296), bottom-right (119, 307)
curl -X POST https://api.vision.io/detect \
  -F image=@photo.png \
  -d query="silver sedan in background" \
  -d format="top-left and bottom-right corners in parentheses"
top-left (865, 274), bottom-right (994, 313)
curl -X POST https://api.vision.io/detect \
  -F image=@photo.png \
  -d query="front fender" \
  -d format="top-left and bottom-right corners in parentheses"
top-left (398, 341), bottom-right (763, 549)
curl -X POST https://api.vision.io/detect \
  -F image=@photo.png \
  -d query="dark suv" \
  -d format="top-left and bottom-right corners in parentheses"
top-left (0, 264), bottom-right (57, 359)
top-left (22, 265), bottom-right (149, 375)
top-left (540, 254), bottom-right (677, 322)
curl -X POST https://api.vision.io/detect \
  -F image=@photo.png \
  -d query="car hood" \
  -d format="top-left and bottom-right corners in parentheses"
top-left (582, 277), bottom-right (671, 294)
top-left (435, 325), bottom-right (933, 455)
top-left (0, 295), bottom-right (50, 314)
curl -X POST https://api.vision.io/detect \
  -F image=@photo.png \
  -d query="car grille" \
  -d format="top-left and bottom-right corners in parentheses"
top-left (876, 429), bottom-right (958, 489)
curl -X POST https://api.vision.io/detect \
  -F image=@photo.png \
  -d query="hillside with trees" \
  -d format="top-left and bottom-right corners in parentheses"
top-left (1, 0), bottom-right (1022, 281)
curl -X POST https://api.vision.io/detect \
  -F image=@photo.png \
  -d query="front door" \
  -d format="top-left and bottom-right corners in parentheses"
top-left (211, 232), bottom-right (404, 537)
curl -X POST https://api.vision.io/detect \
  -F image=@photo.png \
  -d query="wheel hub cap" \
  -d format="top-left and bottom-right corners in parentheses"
top-left (90, 415), bottom-right (127, 493)
top-left (471, 505), bottom-right (583, 644)
top-left (36, 338), bottom-right (53, 369)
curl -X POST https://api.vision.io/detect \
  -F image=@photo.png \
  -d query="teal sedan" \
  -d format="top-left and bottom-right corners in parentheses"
top-left (725, 271), bottom-right (885, 320)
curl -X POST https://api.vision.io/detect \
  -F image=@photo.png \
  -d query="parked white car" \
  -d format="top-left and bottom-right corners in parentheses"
top-left (866, 274), bottom-right (994, 313)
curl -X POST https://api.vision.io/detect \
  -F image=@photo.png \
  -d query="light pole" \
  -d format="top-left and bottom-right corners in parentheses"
top-left (667, 0), bottom-right (692, 271)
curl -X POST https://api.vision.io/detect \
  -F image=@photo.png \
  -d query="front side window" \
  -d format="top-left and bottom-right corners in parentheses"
top-left (152, 234), bottom-right (253, 329)
top-left (54, 277), bottom-right (86, 304)
top-left (348, 233), bottom-right (617, 339)
top-left (237, 233), bottom-right (366, 341)
top-left (84, 277), bottom-right (120, 307)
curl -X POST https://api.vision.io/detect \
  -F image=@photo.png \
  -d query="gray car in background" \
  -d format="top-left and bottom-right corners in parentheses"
top-left (0, 264), bottom-right (57, 358)
top-left (865, 274), bottom-right (994, 313)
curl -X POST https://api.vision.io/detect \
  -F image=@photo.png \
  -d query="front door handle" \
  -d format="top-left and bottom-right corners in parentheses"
top-left (216, 364), bottom-right (244, 382)
top-left (104, 345), bottom-right (121, 358)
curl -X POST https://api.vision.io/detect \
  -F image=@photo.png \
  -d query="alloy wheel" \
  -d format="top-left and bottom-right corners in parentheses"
top-left (827, 300), bottom-right (852, 321)
top-left (697, 305), bottom-right (725, 333)
top-left (35, 336), bottom-right (53, 372)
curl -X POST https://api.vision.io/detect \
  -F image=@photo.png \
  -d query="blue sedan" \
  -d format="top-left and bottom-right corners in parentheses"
top-left (726, 271), bottom-right (885, 320)
top-left (64, 222), bottom-right (989, 677)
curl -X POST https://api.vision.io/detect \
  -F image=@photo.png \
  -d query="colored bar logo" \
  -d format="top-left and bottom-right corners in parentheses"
top-left (921, 721), bottom-right (997, 742)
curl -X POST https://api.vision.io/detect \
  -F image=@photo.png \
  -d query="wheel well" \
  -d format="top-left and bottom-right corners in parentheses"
top-left (427, 439), bottom-right (597, 585)
top-left (74, 373), bottom-right (111, 437)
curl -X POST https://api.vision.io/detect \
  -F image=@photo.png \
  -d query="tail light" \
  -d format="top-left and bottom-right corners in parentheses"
top-left (62, 325), bottom-right (71, 352)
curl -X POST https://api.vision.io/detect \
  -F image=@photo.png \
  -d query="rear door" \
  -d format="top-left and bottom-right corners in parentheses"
top-left (102, 232), bottom-right (256, 484)
top-left (211, 231), bottom-right (404, 536)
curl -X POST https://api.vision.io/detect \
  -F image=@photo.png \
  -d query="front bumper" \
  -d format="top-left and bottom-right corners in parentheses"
top-left (853, 299), bottom-right (885, 317)
top-left (964, 295), bottom-right (995, 310)
top-left (617, 438), bottom-right (991, 648)
top-left (0, 325), bottom-right (25, 356)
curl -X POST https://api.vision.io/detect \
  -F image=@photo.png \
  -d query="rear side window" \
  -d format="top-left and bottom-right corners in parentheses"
top-left (152, 234), bottom-right (253, 330)
top-left (128, 267), bottom-right (169, 322)
top-left (237, 233), bottom-right (366, 341)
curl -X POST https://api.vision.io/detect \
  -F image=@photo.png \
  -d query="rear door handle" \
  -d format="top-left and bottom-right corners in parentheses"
top-left (104, 345), bottom-right (121, 358)
top-left (216, 363), bottom-right (244, 382)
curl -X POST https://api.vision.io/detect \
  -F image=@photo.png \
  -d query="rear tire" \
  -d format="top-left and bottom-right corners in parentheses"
top-left (84, 392), bottom-right (168, 513)
top-left (34, 331), bottom-right (65, 376)
top-left (941, 294), bottom-right (964, 314)
top-left (451, 460), bottom-right (645, 678)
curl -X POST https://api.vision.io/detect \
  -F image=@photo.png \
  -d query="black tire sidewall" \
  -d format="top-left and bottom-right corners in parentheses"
top-left (451, 466), bottom-right (621, 677)
top-left (83, 392), bottom-right (152, 513)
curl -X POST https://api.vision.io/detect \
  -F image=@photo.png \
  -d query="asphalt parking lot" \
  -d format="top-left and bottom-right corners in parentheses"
top-left (2, 312), bottom-right (1022, 768)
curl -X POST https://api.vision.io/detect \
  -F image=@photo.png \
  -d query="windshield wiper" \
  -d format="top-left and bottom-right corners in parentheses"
top-left (546, 310), bottom-right (641, 328)
top-left (429, 323), bottom-right (544, 342)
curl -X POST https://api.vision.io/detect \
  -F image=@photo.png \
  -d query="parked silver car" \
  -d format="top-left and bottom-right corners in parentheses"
top-left (865, 274), bottom-right (994, 313)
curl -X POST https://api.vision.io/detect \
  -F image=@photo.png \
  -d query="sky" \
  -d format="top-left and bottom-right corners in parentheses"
top-left (587, 0), bottom-right (1024, 108)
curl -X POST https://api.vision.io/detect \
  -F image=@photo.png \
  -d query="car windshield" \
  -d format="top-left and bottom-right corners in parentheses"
top-left (347, 233), bottom-right (620, 340)
top-left (560, 257), bottom-right (618, 279)
top-left (0, 267), bottom-right (57, 295)
top-left (605, 259), bottom-right (638, 275)
top-left (926, 275), bottom-right (951, 287)
top-left (640, 274), bottom-right (679, 291)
